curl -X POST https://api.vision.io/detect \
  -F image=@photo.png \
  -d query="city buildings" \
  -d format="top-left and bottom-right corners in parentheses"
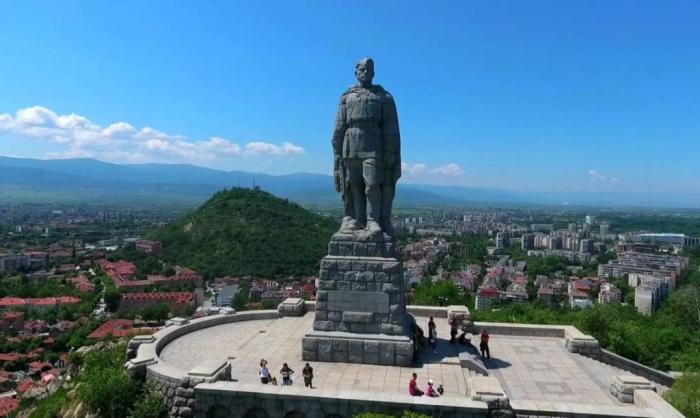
top-left (135, 239), bottom-right (163, 255)
top-left (474, 287), bottom-right (499, 309)
top-left (216, 285), bottom-right (239, 307)
top-left (119, 292), bottom-right (195, 313)
top-left (630, 233), bottom-right (700, 248)
top-left (598, 251), bottom-right (687, 285)
top-left (598, 282), bottom-right (622, 304)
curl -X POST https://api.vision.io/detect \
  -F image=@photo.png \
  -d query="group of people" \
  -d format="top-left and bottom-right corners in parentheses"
top-left (408, 372), bottom-right (443, 397)
top-left (259, 359), bottom-right (315, 388)
top-left (427, 316), bottom-right (491, 359)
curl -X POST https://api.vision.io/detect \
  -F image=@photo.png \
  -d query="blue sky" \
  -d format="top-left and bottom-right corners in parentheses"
top-left (0, 0), bottom-right (698, 193)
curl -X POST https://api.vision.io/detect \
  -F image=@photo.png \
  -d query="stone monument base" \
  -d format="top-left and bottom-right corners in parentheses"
top-left (304, 231), bottom-right (414, 367)
top-left (302, 331), bottom-right (414, 366)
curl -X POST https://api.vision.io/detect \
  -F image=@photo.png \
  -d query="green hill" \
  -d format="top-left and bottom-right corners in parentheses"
top-left (151, 188), bottom-right (337, 277)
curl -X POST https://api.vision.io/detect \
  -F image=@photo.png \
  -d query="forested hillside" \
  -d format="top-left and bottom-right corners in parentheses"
top-left (151, 188), bottom-right (337, 277)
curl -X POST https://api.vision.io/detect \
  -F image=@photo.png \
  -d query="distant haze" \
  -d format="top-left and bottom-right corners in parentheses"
top-left (0, 156), bottom-right (698, 209)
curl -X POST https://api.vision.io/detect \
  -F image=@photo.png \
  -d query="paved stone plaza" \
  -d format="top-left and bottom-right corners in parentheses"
top-left (160, 312), bottom-right (638, 409)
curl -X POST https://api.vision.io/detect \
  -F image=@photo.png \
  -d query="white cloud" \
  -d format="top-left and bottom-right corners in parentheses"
top-left (401, 162), bottom-right (428, 175)
top-left (244, 141), bottom-right (304, 156)
top-left (588, 169), bottom-right (618, 183)
top-left (402, 162), bottom-right (464, 177)
top-left (0, 105), bottom-right (305, 163)
top-left (430, 163), bottom-right (464, 176)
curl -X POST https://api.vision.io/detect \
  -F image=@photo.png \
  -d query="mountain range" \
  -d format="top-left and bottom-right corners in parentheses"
top-left (0, 156), bottom-right (697, 208)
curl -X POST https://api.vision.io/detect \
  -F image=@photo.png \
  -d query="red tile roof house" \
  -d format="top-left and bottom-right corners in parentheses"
top-left (27, 348), bottom-right (46, 360)
top-left (0, 296), bottom-right (81, 310)
top-left (16, 378), bottom-right (40, 394)
top-left (0, 353), bottom-right (27, 364)
top-left (28, 361), bottom-right (53, 376)
top-left (69, 274), bottom-right (95, 292)
top-left (0, 311), bottom-right (25, 332)
top-left (87, 319), bottom-right (157, 340)
top-left (23, 320), bottom-right (48, 335)
top-left (98, 259), bottom-right (136, 280)
top-left (0, 397), bottom-right (20, 417)
top-left (109, 267), bottom-right (203, 293)
top-left (119, 292), bottom-right (196, 313)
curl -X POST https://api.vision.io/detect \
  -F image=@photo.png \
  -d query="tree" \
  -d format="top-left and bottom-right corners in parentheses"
top-left (141, 303), bottom-right (171, 322)
top-left (233, 283), bottom-right (250, 311)
top-left (411, 278), bottom-right (468, 307)
top-left (104, 289), bottom-right (122, 312)
top-left (262, 299), bottom-right (278, 310)
top-left (665, 373), bottom-right (700, 418)
top-left (129, 386), bottom-right (168, 418)
top-left (79, 345), bottom-right (140, 418)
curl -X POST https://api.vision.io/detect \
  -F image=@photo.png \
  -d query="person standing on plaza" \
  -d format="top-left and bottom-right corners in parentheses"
top-left (302, 362), bottom-right (314, 388)
top-left (280, 363), bottom-right (295, 386)
top-left (428, 316), bottom-right (438, 353)
top-left (480, 329), bottom-right (491, 358)
top-left (449, 317), bottom-right (458, 343)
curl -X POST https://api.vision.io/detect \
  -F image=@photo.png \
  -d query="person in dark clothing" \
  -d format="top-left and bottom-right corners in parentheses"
top-left (302, 363), bottom-right (314, 388)
top-left (449, 318), bottom-right (458, 343)
top-left (480, 329), bottom-right (491, 358)
top-left (428, 316), bottom-right (437, 353)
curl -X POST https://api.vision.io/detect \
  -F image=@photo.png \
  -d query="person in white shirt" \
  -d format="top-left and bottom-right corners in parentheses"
top-left (259, 359), bottom-right (271, 384)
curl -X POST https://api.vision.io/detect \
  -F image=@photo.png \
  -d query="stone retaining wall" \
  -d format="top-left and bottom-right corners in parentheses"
top-left (597, 349), bottom-right (676, 387)
top-left (193, 381), bottom-right (491, 418)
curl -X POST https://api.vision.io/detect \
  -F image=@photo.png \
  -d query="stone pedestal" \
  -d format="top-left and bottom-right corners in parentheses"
top-left (610, 375), bottom-right (656, 403)
top-left (278, 297), bottom-right (304, 316)
top-left (302, 232), bottom-right (414, 366)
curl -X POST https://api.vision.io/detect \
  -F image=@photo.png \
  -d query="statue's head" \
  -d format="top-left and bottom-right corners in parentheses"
top-left (355, 58), bottom-right (374, 87)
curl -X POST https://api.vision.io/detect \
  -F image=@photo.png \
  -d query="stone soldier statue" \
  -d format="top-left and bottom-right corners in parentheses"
top-left (332, 58), bottom-right (401, 235)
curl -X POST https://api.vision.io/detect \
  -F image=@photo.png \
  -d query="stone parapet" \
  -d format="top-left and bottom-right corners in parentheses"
top-left (610, 375), bottom-right (655, 403)
top-left (278, 297), bottom-right (305, 317)
top-left (147, 359), bottom-right (231, 418)
top-left (193, 381), bottom-right (492, 418)
top-left (126, 334), bottom-right (156, 359)
top-left (564, 326), bottom-right (601, 355)
top-left (598, 349), bottom-right (677, 387)
top-left (634, 390), bottom-right (685, 418)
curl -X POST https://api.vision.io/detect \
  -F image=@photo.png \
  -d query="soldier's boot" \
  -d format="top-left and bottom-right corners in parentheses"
top-left (340, 216), bottom-right (357, 232)
top-left (346, 218), bottom-right (361, 231)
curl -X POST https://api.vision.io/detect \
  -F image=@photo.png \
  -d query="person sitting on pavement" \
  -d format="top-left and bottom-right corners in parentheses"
top-left (408, 372), bottom-right (424, 396)
top-left (425, 379), bottom-right (440, 397)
